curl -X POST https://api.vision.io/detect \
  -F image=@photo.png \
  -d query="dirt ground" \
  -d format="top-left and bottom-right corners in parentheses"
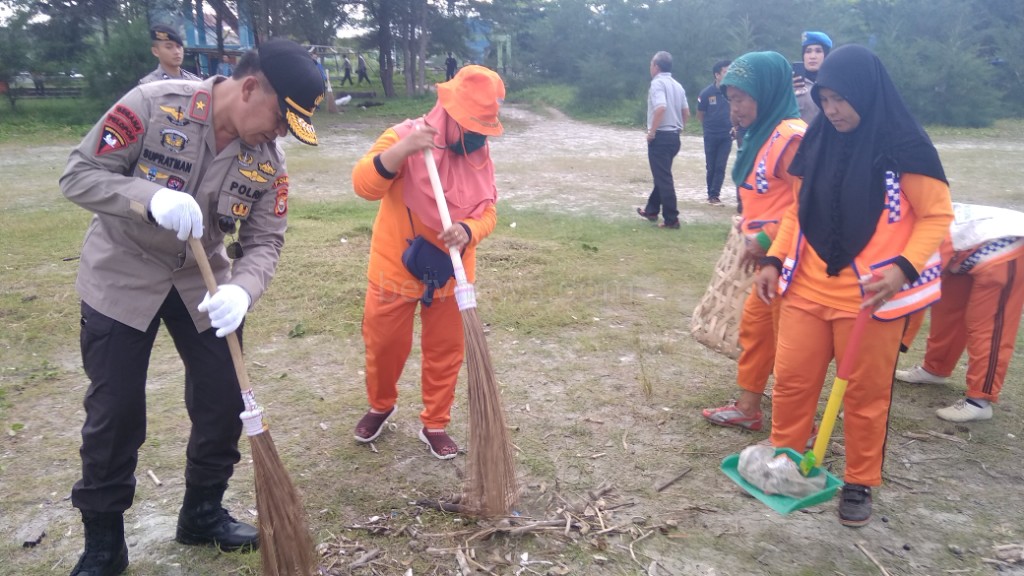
top-left (2, 106), bottom-right (1024, 576)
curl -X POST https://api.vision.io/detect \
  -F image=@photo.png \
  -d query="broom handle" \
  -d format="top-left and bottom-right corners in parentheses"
top-left (808, 306), bottom-right (872, 467)
top-left (423, 148), bottom-right (468, 283)
top-left (423, 148), bottom-right (477, 311)
top-left (187, 236), bottom-right (251, 393)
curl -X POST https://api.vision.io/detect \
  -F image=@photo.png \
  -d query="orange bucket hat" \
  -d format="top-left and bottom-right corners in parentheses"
top-left (436, 65), bottom-right (505, 136)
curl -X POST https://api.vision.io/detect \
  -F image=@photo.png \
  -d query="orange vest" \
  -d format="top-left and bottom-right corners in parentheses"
top-left (779, 170), bottom-right (942, 321)
top-left (739, 119), bottom-right (806, 237)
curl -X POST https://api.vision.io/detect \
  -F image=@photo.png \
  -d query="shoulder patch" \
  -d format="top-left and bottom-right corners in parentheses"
top-left (96, 125), bottom-right (129, 156)
top-left (274, 188), bottom-right (288, 217)
top-left (189, 90), bottom-right (211, 121)
top-left (114, 105), bottom-right (143, 134)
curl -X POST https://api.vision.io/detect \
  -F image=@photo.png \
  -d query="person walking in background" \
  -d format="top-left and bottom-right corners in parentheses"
top-left (31, 70), bottom-right (45, 96)
top-left (341, 54), bottom-right (354, 85)
top-left (696, 60), bottom-right (733, 206)
top-left (635, 51), bottom-right (689, 229)
top-left (216, 54), bottom-right (233, 77)
top-left (445, 52), bottom-right (458, 81)
top-left (701, 52), bottom-right (806, 431)
top-left (140, 25), bottom-right (202, 84)
top-left (794, 31), bottom-right (832, 124)
top-left (357, 53), bottom-right (372, 85)
top-left (350, 66), bottom-right (504, 460)
top-left (60, 39), bottom-right (325, 575)
top-left (896, 204), bottom-right (1024, 422)
top-left (754, 45), bottom-right (953, 527)
top-left (309, 47), bottom-right (329, 105)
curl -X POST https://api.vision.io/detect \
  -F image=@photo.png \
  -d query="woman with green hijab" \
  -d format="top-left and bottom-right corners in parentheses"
top-left (702, 52), bottom-right (809, 435)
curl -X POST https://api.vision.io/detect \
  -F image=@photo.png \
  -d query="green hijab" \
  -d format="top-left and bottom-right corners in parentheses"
top-left (720, 51), bottom-right (801, 186)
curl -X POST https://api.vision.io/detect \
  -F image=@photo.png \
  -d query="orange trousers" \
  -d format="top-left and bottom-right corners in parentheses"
top-left (770, 293), bottom-right (906, 486)
top-left (361, 281), bottom-right (464, 428)
top-left (915, 254), bottom-right (1024, 402)
top-left (737, 288), bottom-right (781, 395)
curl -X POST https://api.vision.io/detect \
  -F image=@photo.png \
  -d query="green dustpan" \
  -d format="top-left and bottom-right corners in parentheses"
top-left (720, 306), bottom-right (873, 515)
top-left (720, 448), bottom-right (843, 514)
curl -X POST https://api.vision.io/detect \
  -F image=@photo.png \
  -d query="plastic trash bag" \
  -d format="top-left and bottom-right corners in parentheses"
top-left (737, 445), bottom-right (827, 498)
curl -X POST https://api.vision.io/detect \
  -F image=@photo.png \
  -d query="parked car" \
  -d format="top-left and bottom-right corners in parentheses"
top-left (12, 72), bottom-right (34, 89)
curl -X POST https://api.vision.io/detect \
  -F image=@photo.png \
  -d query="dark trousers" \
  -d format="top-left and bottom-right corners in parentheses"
top-left (341, 70), bottom-right (353, 85)
top-left (644, 130), bottom-right (682, 224)
top-left (357, 70), bottom-right (370, 84)
top-left (703, 133), bottom-right (732, 200)
top-left (72, 288), bottom-right (244, 513)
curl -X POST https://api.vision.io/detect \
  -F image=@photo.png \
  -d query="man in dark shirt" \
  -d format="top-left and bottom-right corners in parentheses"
top-left (445, 52), bottom-right (458, 81)
top-left (696, 60), bottom-right (733, 205)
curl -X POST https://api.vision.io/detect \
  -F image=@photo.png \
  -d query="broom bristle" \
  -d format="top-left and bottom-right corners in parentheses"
top-left (460, 307), bottom-right (519, 517)
top-left (250, 431), bottom-right (317, 576)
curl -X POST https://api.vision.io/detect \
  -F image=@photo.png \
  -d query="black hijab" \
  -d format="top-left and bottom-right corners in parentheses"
top-left (788, 45), bottom-right (947, 276)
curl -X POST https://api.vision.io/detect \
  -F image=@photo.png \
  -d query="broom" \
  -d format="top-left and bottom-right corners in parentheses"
top-left (423, 148), bottom-right (518, 516)
top-left (188, 236), bottom-right (316, 576)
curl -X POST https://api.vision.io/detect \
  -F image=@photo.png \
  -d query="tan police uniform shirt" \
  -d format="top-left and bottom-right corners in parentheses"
top-left (139, 65), bottom-right (203, 85)
top-left (60, 77), bottom-right (290, 332)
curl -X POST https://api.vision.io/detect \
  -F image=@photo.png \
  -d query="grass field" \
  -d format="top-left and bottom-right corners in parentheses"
top-left (1, 107), bottom-right (1023, 575)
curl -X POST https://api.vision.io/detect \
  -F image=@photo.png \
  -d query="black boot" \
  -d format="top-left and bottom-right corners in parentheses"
top-left (70, 511), bottom-right (129, 576)
top-left (175, 483), bottom-right (259, 551)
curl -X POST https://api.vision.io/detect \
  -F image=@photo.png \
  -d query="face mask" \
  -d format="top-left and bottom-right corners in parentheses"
top-left (449, 130), bottom-right (487, 155)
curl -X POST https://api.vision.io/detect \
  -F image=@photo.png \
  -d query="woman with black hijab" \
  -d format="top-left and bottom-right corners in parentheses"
top-left (753, 45), bottom-right (953, 527)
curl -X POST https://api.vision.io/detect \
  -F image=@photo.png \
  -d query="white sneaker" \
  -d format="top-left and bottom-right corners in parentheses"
top-left (936, 399), bottom-right (993, 422)
top-left (895, 365), bottom-right (948, 385)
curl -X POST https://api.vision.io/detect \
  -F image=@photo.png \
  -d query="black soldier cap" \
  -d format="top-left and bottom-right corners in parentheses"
top-left (259, 38), bottom-right (325, 146)
top-left (150, 25), bottom-right (184, 47)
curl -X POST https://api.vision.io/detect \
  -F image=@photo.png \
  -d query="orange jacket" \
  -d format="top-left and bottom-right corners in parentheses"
top-left (770, 172), bottom-right (953, 317)
top-left (739, 118), bottom-right (805, 243)
top-left (352, 128), bottom-right (497, 298)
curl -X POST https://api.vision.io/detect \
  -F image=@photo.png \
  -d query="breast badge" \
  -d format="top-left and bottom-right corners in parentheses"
top-left (159, 105), bottom-right (190, 127)
top-left (238, 168), bottom-right (269, 183)
top-left (160, 128), bottom-right (189, 153)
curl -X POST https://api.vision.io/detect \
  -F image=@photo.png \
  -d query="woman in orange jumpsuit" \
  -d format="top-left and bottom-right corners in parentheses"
top-left (350, 66), bottom-right (504, 459)
top-left (754, 45), bottom-right (953, 527)
top-left (701, 51), bottom-right (806, 432)
top-left (896, 204), bottom-right (1024, 422)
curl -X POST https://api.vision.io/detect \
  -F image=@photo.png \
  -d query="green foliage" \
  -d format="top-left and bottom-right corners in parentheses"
top-left (0, 98), bottom-right (107, 142)
top-left (81, 19), bottom-right (151, 105)
top-left (0, 13), bottom-right (32, 108)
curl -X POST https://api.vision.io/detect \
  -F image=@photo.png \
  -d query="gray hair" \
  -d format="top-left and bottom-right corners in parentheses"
top-left (652, 51), bottom-right (673, 73)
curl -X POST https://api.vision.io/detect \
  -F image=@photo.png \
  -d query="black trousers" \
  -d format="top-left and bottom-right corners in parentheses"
top-left (72, 288), bottom-right (244, 513)
top-left (703, 133), bottom-right (732, 200)
top-left (643, 130), bottom-right (682, 224)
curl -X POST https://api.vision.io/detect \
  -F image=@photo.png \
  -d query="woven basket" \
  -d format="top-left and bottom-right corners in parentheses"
top-left (691, 218), bottom-right (755, 360)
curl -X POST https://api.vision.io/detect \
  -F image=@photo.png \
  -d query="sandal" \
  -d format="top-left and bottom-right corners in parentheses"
top-left (418, 428), bottom-right (459, 460)
top-left (354, 405), bottom-right (396, 443)
top-left (701, 402), bottom-right (764, 431)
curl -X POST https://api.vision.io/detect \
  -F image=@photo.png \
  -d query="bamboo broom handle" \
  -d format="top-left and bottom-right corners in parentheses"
top-left (187, 236), bottom-right (251, 392)
top-left (422, 150), bottom-right (477, 313)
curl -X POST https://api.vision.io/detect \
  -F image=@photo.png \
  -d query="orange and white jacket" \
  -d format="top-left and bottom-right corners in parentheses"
top-left (739, 118), bottom-right (805, 242)
top-left (769, 172), bottom-right (953, 320)
top-left (352, 128), bottom-right (497, 299)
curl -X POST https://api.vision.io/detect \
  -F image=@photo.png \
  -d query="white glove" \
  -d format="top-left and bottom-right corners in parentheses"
top-left (198, 284), bottom-right (251, 337)
top-left (150, 187), bottom-right (204, 241)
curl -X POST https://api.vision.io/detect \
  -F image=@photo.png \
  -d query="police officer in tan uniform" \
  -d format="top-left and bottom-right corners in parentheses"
top-left (140, 24), bottom-right (202, 84)
top-left (60, 38), bottom-right (323, 576)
